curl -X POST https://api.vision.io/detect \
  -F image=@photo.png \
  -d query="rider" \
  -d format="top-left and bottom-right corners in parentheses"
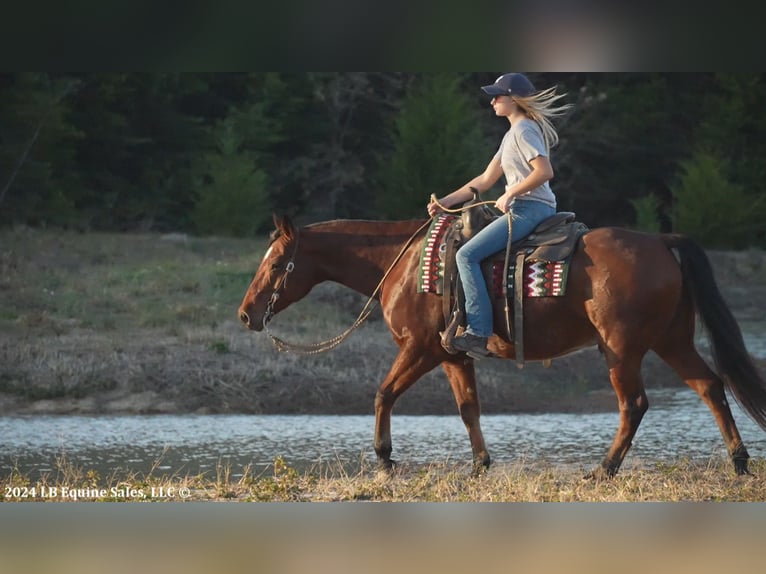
top-left (427, 73), bottom-right (572, 358)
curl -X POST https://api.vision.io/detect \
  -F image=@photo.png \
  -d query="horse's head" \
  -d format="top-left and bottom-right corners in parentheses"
top-left (238, 214), bottom-right (310, 331)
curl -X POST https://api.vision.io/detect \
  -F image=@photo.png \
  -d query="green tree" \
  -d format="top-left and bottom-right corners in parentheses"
top-left (553, 73), bottom-right (703, 228)
top-left (696, 74), bottom-right (766, 188)
top-left (689, 73), bottom-right (766, 247)
top-left (191, 121), bottom-right (271, 236)
top-left (3, 72), bottom-right (765, 246)
top-left (301, 72), bottom-right (381, 220)
top-left (376, 74), bottom-right (491, 218)
top-left (66, 73), bottom-right (210, 230)
top-left (0, 73), bottom-right (82, 226)
top-left (228, 72), bottom-right (404, 221)
top-left (225, 73), bottom-right (319, 219)
top-left (629, 193), bottom-right (662, 233)
top-left (671, 149), bottom-right (764, 249)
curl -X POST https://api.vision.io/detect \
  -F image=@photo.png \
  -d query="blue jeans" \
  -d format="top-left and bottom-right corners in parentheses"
top-left (455, 199), bottom-right (556, 338)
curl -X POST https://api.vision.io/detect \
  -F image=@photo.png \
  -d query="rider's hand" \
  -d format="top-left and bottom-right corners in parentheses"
top-left (427, 197), bottom-right (444, 217)
top-left (494, 192), bottom-right (512, 214)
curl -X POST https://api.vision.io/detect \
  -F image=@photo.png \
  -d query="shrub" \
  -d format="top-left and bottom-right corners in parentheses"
top-left (630, 193), bottom-right (662, 233)
top-left (376, 74), bottom-right (491, 218)
top-left (192, 124), bottom-right (272, 237)
top-left (671, 149), bottom-right (765, 249)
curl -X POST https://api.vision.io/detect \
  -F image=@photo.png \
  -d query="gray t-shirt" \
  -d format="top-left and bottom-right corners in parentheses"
top-left (494, 118), bottom-right (556, 208)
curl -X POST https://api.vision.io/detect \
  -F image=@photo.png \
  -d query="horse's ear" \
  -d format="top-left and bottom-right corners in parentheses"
top-left (272, 214), bottom-right (295, 239)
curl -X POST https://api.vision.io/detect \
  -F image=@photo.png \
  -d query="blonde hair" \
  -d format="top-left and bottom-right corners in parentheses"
top-left (513, 86), bottom-right (573, 151)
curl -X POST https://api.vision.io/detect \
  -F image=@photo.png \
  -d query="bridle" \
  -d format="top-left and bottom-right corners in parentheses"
top-left (258, 219), bottom-right (433, 355)
top-left (257, 200), bottom-right (498, 354)
top-left (262, 230), bottom-right (300, 330)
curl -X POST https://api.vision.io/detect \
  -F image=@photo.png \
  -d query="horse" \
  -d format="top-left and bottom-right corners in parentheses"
top-left (238, 214), bottom-right (766, 478)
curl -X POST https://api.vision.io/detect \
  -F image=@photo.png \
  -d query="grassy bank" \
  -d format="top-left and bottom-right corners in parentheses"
top-left (4, 454), bottom-right (766, 502)
top-left (1, 226), bottom-right (765, 416)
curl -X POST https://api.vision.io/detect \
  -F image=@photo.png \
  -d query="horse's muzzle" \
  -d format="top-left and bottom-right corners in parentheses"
top-left (238, 308), bottom-right (263, 331)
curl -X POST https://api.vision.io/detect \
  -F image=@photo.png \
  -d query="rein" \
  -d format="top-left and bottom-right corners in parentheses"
top-left (263, 197), bottom-right (501, 355)
top-left (428, 193), bottom-right (497, 213)
top-left (263, 219), bottom-right (432, 354)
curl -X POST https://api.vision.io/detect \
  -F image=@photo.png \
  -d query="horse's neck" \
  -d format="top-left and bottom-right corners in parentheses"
top-left (304, 220), bottom-right (422, 297)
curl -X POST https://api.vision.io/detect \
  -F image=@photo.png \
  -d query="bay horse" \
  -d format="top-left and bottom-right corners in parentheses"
top-left (238, 214), bottom-right (766, 478)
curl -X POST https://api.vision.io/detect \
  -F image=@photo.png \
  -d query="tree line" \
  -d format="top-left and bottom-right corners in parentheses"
top-left (1, 73), bottom-right (765, 248)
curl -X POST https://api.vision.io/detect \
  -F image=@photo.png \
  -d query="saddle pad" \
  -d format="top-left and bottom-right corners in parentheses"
top-left (418, 214), bottom-right (458, 294)
top-left (491, 258), bottom-right (571, 299)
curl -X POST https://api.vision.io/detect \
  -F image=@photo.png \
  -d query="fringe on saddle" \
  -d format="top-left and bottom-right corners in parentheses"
top-left (420, 196), bottom-right (588, 368)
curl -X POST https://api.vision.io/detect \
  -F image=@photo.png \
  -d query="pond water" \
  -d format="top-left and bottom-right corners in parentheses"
top-left (2, 388), bottom-right (766, 481)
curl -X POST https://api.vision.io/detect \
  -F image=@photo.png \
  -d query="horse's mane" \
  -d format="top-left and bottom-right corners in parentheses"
top-left (269, 218), bottom-right (428, 249)
top-left (304, 218), bottom-right (426, 233)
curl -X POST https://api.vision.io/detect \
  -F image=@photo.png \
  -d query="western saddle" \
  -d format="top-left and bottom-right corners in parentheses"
top-left (438, 192), bottom-right (588, 367)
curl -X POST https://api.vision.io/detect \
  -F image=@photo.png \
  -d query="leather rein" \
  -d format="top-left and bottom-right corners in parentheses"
top-left (262, 220), bottom-right (431, 354)
top-left (262, 198), bottom-right (500, 355)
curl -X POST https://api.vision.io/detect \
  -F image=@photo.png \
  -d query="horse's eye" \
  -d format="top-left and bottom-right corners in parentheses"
top-left (270, 263), bottom-right (281, 271)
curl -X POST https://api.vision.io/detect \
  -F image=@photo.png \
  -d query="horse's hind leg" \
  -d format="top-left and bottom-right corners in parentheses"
top-left (653, 336), bottom-right (750, 475)
top-left (442, 359), bottom-right (490, 475)
top-left (592, 350), bottom-right (649, 479)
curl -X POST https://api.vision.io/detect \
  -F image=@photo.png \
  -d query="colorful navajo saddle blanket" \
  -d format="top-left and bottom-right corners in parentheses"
top-left (417, 213), bottom-right (578, 298)
top-left (489, 258), bottom-right (571, 300)
top-left (417, 213), bottom-right (458, 294)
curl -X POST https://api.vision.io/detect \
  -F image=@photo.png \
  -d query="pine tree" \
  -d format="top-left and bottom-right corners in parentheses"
top-left (376, 74), bottom-right (491, 218)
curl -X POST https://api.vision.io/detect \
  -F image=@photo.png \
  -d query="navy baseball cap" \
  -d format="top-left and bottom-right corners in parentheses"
top-left (481, 73), bottom-right (536, 98)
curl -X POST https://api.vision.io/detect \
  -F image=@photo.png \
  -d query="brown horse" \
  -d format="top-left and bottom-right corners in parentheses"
top-left (238, 215), bottom-right (766, 477)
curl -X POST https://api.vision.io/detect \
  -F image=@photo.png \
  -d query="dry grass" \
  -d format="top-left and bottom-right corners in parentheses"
top-left (0, 226), bottom-right (400, 414)
top-left (0, 228), bottom-right (766, 420)
top-left (4, 452), bottom-right (766, 502)
top-left (0, 227), bottom-right (620, 416)
top-left (1, 227), bottom-right (765, 416)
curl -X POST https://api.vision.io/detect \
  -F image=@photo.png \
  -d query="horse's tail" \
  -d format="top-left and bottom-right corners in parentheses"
top-left (663, 234), bottom-right (766, 430)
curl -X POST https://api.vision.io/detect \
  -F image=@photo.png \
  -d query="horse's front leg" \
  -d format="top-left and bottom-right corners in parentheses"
top-left (373, 344), bottom-right (441, 473)
top-left (443, 359), bottom-right (490, 476)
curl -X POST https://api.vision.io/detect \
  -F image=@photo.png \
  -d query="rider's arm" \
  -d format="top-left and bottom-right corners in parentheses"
top-left (428, 155), bottom-right (503, 215)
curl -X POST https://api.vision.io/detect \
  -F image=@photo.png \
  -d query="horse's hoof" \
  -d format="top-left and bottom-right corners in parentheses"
top-left (376, 459), bottom-right (397, 476)
top-left (471, 456), bottom-right (491, 478)
top-left (583, 466), bottom-right (616, 481)
top-left (582, 470), bottom-right (598, 481)
top-left (734, 459), bottom-right (753, 476)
